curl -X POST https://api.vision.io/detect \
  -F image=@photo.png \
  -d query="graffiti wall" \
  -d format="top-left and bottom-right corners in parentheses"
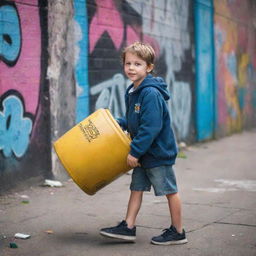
top-left (86, 0), bottom-right (195, 142)
top-left (2, 0), bottom-right (255, 192)
top-left (214, 0), bottom-right (256, 136)
top-left (0, 0), bottom-right (51, 191)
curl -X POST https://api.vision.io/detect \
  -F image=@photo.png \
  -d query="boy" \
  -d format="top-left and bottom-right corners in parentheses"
top-left (100, 42), bottom-right (187, 245)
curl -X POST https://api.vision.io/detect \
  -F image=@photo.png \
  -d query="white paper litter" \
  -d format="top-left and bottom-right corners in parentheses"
top-left (43, 179), bottom-right (63, 187)
top-left (14, 233), bottom-right (31, 239)
top-left (20, 195), bottom-right (29, 199)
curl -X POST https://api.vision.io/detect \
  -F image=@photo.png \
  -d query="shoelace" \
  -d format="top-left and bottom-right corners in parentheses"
top-left (161, 228), bottom-right (174, 238)
top-left (117, 221), bottom-right (127, 228)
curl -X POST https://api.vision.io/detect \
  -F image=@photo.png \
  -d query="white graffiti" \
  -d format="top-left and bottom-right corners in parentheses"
top-left (91, 0), bottom-right (192, 139)
top-left (170, 81), bottom-right (191, 140)
top-left (128, 0), bottom-right (192, 140)
top-left (90, 73), bottom-right (129, 117)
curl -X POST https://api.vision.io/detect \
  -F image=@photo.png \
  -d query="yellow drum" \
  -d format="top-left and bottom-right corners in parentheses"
top-left (53, 108), bottom-right (131, 195)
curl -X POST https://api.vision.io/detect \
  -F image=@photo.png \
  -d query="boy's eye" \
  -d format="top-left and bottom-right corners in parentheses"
top-left (125, 62), bottom-right (142, 66)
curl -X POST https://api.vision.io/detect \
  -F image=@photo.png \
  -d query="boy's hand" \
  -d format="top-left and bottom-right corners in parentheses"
top-left (127, 154), bottom-right (141, 168)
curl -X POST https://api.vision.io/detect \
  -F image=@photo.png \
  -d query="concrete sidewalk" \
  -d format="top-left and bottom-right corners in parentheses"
top-left (1, 130), bottom-right (256, 256)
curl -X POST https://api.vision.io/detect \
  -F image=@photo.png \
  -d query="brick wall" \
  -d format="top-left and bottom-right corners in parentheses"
top-left (85, 0), bottom-right (195, 142)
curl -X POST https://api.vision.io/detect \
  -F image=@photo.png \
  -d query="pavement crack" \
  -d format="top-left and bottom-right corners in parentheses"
top-left (136, 224), bottom-right (163, 230)
top-left (183, 201), bottom-right (244, 210)
top-left (214, 221), bottom-right (256, 228)
top-left (187, 223), bottom-right (212, 233)
top-left (187, 209), bottom-right (244, 233)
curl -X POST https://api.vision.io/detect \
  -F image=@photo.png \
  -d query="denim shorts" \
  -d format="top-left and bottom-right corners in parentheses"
top-left (130, 165), bottom-right (178, 196)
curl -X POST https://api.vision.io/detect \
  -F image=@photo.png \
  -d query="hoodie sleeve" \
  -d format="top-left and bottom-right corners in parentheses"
top-left (130, 88), bottom-right (163, 158)
top-left (116, 117), bottom-right (128, 130)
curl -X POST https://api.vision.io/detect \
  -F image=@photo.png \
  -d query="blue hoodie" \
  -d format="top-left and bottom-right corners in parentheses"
top-left (117, 74), bottom-right (178, 168)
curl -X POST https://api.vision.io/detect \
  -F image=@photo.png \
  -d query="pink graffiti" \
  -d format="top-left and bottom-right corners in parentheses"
top-left (217, 58), bottom-right (228, 125)
top-left (0, 0), bottom-right (41, 115)
top-left (126, 25), bottom-right (160, 57)
top-left (126, 26), bottom-right (140, 47)
top-left (143, 35), bottom-right (160, 57)
top-left (89, 0), bottom-right (124, 53)
top-left (89, 0), bottom-right (160, 58)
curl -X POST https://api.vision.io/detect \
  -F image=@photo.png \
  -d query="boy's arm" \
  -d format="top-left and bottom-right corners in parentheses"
top-left (116, 117), bottom-right (128, 130)
top-left (130, 90), bottom-right (162, 158)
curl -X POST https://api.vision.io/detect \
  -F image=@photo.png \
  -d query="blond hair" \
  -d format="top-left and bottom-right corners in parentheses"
top-left (121, 42), bottom-right (155, 72)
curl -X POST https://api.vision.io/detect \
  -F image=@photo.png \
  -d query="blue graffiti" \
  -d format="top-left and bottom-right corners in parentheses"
top-left (252, 90), bottom-right (256, 109)
top-left (226, 52), bottom-right (237, 80)
top-left (0, 96), bottom-right (32, 158)
top-left (74, 0), bottom-right (89, 122)
top-left (238, 87), bottom-right (246, 110)
top-left (0, 3), bottom-right (21, 65)
top-left (247, 63), bottom-right (256, 109)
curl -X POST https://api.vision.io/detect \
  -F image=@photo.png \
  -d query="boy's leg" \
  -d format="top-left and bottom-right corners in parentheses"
top-left (166, 192), bottom-right (182, 233)
top-left (100, 167), bottom-right (148, 241)
top-left (147, 166), bottom-right (187, 245)
top-left (151, 192), bottom-right (187, 245)
top-left (125, 190), bottom-right (143, 228)
top-left (146, 166), bottom-right (184, 233)
top-left (99, 190), bottom-right (142, 241)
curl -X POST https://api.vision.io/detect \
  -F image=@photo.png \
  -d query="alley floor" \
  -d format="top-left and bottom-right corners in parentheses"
top-left (1, 129), bottom-right (256, 256)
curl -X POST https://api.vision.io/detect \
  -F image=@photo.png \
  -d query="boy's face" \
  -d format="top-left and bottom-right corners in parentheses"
top-left (124, 52), bottom-right (153, 88)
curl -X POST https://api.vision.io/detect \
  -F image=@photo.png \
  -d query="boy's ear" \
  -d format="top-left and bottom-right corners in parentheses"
top-left (147, 64), bottom-right (154, 73)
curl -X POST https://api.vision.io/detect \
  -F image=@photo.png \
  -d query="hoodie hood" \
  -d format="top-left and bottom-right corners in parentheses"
top-left (127, 74), bottom-right (170, 101)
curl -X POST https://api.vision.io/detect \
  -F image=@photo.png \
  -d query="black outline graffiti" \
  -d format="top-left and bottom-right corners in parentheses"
top-left (0, 90), bottom-right (34, 159)
top-left (0, 0), bottom-right (22, 66)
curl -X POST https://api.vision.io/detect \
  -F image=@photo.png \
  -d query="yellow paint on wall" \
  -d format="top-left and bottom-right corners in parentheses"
top-left (238, 54), bottom-right (249, 86)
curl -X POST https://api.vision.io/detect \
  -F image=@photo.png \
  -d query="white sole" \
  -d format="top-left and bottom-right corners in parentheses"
top-left (100, 231), bottom-right (136, 241)
top-left (151, 238), bottom-right (188, 245)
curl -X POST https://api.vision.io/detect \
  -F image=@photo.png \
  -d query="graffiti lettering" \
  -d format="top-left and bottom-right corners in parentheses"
top-left (215, 0), bottom-right (256, 133)
top-left (90, 73), bottom-right (127, 118)
top-left (89, 0), bottom-right (124, 53)
top-left (0, 3), bottom-right (21, 66)
top-left (88, 0), bottom-right (193, 140)
top-left (170, 82), bottom-right (192, 140)
top-left (0, 95), bottom-right (32, 158)
top-left (128, 0), bottom-right (192, 139)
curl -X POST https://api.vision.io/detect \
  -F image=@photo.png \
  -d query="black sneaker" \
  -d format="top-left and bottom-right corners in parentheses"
top-left (151, 225), bottom-right (188, 245)
top-left (100, 220), bottom-right (136, 241)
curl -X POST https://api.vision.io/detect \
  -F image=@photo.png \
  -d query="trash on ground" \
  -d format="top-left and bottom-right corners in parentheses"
top-left (14, 233), bottom-right (31, 239)
top-left (178, 142), bottom-right (187, 150)
top-left (45, 230), bottom-right (54, 234)
top-left (177, 151), bottom-right (187, 159)
top-left (20, 195), bottom-right (29, 199)
top-left (9, 242), bottom-right (18, 248)
top-left (43, 179), bottom-right (63, 187)
top-left (21, 200), bottom-right (29, 204)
